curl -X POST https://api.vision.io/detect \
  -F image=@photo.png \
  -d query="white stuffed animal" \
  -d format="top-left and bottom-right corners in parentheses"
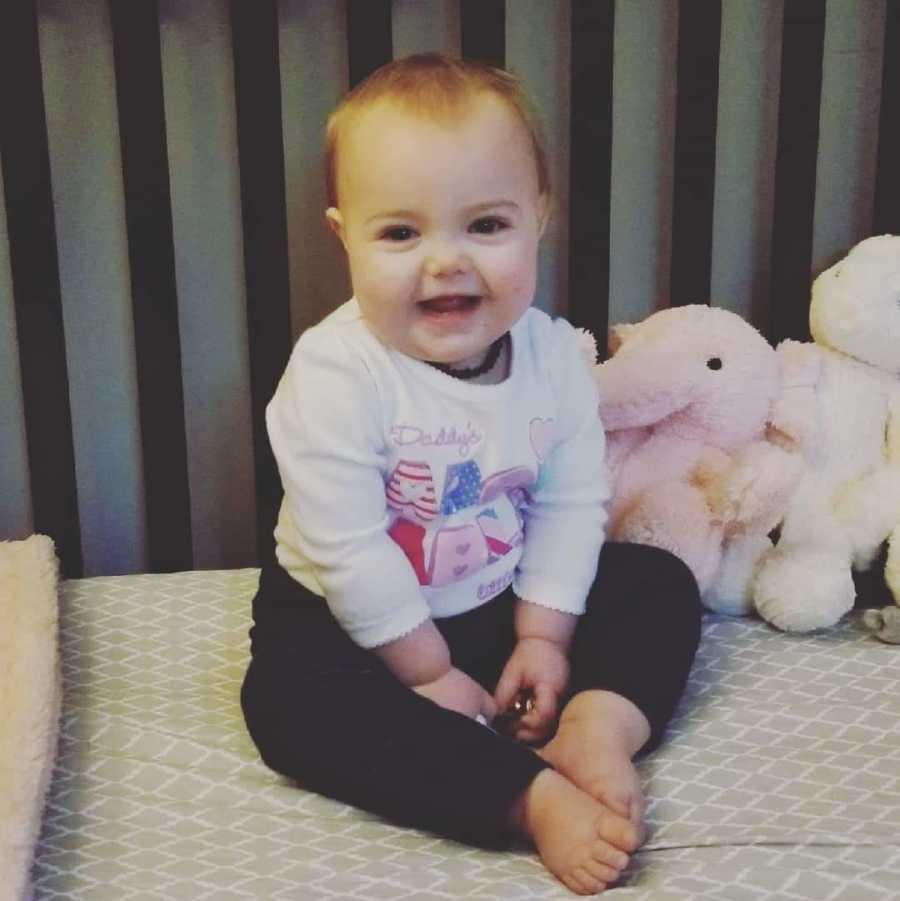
top-left (752, 235), bottom-right (900, 632)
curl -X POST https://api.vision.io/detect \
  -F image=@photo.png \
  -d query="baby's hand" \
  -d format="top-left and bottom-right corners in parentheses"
top-left (412, 667), bottom-right (497, 722)
top-left (494, 637), bottom-right (570, 745)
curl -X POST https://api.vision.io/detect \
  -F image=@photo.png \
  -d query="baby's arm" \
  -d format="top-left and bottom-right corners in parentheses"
top-left (269, 330), bottom-right (476, 687)
top-left (494, 600), bottom-right (577, 743)
top-left (372, 619), bottom-right (496, 721)
top-left (516, 318), bottom-right (608, 597)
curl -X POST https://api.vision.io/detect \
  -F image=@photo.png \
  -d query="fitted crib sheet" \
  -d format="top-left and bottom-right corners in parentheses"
top-left (31, 568), bottom-right (900, 900)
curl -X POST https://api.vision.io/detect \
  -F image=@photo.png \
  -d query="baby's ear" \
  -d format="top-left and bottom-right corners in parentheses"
top-left (325, 208), bottom-right (346, 245)
top-left (537, 193), bottom-right (551, 238)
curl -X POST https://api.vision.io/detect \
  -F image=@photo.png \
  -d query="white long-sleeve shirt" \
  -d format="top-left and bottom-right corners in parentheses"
top-left (267, 299), bottom-right (609, 649)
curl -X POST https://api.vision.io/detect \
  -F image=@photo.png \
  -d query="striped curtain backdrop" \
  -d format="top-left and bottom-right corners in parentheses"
top-left (1, 0), bottom-right (896, 579)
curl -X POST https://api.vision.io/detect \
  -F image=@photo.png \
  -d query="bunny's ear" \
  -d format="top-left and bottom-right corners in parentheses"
top-left (607, 323), bottom-right (637, 355)
top-left (765, 340), bottom-right (822, 450)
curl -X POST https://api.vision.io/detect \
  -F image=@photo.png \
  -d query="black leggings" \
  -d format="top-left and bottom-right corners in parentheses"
top-left (240, 542), bottom-right (701, 847)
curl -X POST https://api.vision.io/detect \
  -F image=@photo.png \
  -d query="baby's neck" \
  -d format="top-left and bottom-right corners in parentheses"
top-left (428, 333), bottom-right (510, 385)
top-left (468, 340), bottom-right (509, 384)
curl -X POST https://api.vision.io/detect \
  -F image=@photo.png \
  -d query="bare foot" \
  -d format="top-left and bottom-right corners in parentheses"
top-left (539, 690), bottom-right (650, 826)
top-left (510, 768), bottom-right (641, 895)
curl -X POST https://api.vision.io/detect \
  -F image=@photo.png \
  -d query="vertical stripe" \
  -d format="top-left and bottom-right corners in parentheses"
top-left (40, 0), bottom-right (147, 576)
top-left (874, 0), bottom-right (900, 235)
top-left (670, 0), bottom-right (722, 307)
top-left (711, 0), bottom-right (783, 325)
top-left (393, 0), bottom-right (461, 58)
top-left (279, 0), bottom-right (350, 338)
top-left (0, 0), bottom-right (83, 576)
top-left (160, 0), bottom-right (257, 570)
top-left (460, 0), bottom-right (505, 66)
top-left (110, 0), bottom-right (192, 573)
top-left (767, 0), bottom-right (826, 343)
top-left (812, 0), bottom-right (886, 272)
top-left (506, 0), bottom-right (571, 318)
top-left (346, 0), bottom-right (393, 86)
top-left (230, 0), bottom-right (294, 566)
top-left (567, 0), bottom-right (614, 342)
top-left (0, 175), bottom-right (34, 542)
top-left (608, 1), bottom-right (679, 326)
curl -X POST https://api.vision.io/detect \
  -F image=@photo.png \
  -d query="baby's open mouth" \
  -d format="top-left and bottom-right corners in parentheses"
top-left (418, 295), bottom-right (481, 314)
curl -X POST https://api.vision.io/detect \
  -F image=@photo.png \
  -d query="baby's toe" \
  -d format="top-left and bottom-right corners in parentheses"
top-left (592, 842), bottom-right (629, 873)
top-left (568, 864), bottom-right (605, 895)
top-left (583, 856), bottom-right (623, 887)
top-left (595, 812), bottom-right (642, 854)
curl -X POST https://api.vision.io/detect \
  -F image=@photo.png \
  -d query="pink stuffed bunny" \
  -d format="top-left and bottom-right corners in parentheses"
top-left (595, 305), bottom-right (812, 614)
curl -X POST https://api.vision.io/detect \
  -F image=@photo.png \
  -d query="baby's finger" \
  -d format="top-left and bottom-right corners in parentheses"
top-left (514, 717), bottom-right (553, 746)
top-left (493, 665), bottom-right (523, 712)
top-left (518, 708), bottom-right (554, 744)
top-left (533, 682), bottom-right (559, 723)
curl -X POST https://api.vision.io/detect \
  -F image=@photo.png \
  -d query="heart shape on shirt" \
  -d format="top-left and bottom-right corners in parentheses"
top-left (529, 417), bottom-right (556, 463)
top-left (456, 543), bottom-right (470, 556)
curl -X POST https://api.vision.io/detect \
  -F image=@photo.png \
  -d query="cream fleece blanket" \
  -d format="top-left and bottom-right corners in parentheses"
top-left (0, 536), bottom-right (62, 901)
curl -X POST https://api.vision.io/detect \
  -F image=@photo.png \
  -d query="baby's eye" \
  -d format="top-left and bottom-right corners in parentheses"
top-left (380, 225), bottom-right (416, 242)
top-left (469, 217), bottom-right (508, 235)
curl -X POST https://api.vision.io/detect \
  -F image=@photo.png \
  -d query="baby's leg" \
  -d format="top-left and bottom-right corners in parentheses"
top-left (241, 565), bottom-right (549, 849)
top-left (548, 543), bottom-right (701, 823)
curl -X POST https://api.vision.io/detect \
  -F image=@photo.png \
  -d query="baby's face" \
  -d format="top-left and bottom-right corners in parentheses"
top-left (327, 93), bottom-right (547, 368)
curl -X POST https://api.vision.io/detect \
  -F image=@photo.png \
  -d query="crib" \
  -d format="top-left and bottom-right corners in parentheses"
top-left (2, 1), bottom-right (899, 898)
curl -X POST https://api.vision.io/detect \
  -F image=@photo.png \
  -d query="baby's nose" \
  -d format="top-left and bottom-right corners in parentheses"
top-left (424, 241), bottom-right (469, 277)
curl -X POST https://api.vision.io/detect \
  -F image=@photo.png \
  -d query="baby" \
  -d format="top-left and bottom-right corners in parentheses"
top-left (241, 53), bottom-right (701, 895)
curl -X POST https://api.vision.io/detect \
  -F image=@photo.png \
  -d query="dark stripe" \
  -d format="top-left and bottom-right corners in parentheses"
top-left (229, 0), bottom-right (293, 567)
top-left (767, 0), bottom-right (826, 343)
top-left (873, 0), bottom-right (899, 235)
top-left (460, 0), bottom-right (505, 67)
top-left (110, 0), bottom-right (193, 573)
top-left (567, 0), bottom-right (615, 347)
top-left (0, 0), bottom-right (83, 577)
top-left (346, 0), bottom-right (393, 87)
top-left (669, 0), bottom-right (722, 307)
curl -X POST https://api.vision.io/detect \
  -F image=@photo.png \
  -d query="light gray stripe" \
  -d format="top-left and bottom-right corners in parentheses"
top-left (712, 0), bottom-right (783, 323)
top-left (39, 0), bottom-right (146, 574)
top-left (279, 0), bottom-right (351, 339)
top-left (507, 0), bottom-right (571, 317)
top-left (392, 0), bottom-right (460, 58)
top-left (609, 0), bottom-right (678, 326)
top-left (812, 0), bottom-right (886, 274)
top-left (159, 0), bottom-right (257, 569)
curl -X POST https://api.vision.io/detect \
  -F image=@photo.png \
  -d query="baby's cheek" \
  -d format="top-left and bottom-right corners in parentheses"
top-left (492, 255), bottom-right (537, 302)
top-left (505, 239), bottom-right (539, 281)
top-left (354, 255), bottom-right (412, 301)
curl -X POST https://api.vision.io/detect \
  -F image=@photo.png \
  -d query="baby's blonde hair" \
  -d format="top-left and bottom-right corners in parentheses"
top-left (324, 53), bottom-right (550, 208)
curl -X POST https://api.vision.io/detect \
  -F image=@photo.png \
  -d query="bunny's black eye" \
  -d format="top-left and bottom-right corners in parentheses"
top-left (707, 357), bottom-right (723, 370)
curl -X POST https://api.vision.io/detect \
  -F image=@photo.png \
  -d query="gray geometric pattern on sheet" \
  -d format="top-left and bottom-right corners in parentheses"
top-left (31, 570), bottom-right (900, 900)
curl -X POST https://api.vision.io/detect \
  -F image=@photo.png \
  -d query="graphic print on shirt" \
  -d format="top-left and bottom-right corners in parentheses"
top-left (529, 417), bottom-right (556, 490)
top-left (476, 506), bottom-right (523, 561)
top-left (427, 522), bottom-right (491, 587)
top-left (386, 460), bottom-right (439, 522)
top-left (385, 420), bottom-right (550, 592)
top-left (387, 460), bottom-right (535, 586)
top-left (479, 465), bottom-right (536, 504)
top-left (387, 517), bottom-right (429, 584)
top-left (441, 460), bottom-right (483, 514)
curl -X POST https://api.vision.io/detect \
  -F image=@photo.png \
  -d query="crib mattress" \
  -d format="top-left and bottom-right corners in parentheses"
top-left (32, 568), bottom-right (900, 900)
